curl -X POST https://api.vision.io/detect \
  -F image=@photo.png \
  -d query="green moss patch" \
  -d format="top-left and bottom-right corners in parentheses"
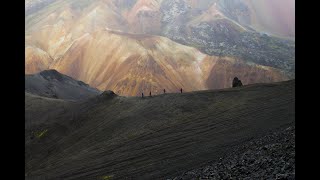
top-left (35, 129), bottom-right (48, 139)
top-left (100, 175), bottom-right (114, 180)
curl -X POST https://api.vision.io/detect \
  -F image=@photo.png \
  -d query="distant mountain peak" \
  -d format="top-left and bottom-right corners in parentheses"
top-left (39, 69), bottom-right (64, 81)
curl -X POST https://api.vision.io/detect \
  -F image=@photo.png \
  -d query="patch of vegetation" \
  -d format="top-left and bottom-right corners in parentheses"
top-left (35, 129), bottom-right (48, 139)
top-left (100, 175), bottom-right (114, 180)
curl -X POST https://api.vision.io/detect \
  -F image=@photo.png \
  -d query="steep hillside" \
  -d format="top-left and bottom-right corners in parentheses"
top-left (48, 30), bottom-right (288, 96)
top-left (126, 0), bottom-right (162, 34)
top-left (25, 0), bottom-right (294, 95)
top-left (25, 80), bottom-right (295, 179)
top-left (160, 0), bottom-right (295, 74)
top-left (25, 46), bottom-right (53, 74)
top-left (25, 69), bottom-right (100, 100)
top-left (171, 125), bottom-right (295, 179)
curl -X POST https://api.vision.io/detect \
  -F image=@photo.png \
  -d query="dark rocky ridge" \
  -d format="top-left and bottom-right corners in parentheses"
top-left (25, 69), bottom-right (101, 100)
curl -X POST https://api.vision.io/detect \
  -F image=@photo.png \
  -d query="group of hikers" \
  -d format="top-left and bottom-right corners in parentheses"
top-left (141, 88), bottom-right (182, 98)
top-left (141, 77), bottom-right (242, 98)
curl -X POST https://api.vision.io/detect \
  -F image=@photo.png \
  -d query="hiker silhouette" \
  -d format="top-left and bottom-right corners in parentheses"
top-left (163, 89), bottom-right (166, 94)
top-left (180, 88), bottom-right (182, 93)
top-left (142, 92), bottom-right (144, 98)
top-left (149, 91), bottom-right (152, 97)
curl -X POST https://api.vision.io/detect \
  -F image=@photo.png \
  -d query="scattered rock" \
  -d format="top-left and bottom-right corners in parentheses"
top-left (100, 90), bottom-right (117, 98)
top-left (171, 126), bottom-right (295, 179)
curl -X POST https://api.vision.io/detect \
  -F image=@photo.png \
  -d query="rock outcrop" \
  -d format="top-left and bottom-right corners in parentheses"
top-left (232, 77), bottom-right (243, 87)
top-left (25, 70), bottom-right (101, 100)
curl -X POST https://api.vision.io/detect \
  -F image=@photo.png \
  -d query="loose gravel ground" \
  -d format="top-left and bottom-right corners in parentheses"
top-left (171, 125), bottom-right (295, 180)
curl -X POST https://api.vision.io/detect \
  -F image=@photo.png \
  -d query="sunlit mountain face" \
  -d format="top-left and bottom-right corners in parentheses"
top-left (25, 0), bottom-right (294, 96)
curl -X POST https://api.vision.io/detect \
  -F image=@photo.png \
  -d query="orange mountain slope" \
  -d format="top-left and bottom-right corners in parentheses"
top-left (27, 29), bottom-right (288, 96)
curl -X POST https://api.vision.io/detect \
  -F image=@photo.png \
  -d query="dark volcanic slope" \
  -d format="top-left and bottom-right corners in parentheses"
top-left (25, 69), bottom-right (101, 100)
top-left (171, 125), bottom-right (295, 179)
top-left (25, 80), bottom-right (295, 179)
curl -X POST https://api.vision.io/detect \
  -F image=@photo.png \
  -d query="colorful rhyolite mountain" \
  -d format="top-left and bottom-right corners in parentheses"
top-left (25, 0), bottom-right (294, 96)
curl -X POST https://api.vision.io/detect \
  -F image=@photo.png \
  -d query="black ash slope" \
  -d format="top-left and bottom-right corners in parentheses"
top-left (25, 80), bottom-right (295, 179)
top-left (25, 69), bottom-right (100, 101)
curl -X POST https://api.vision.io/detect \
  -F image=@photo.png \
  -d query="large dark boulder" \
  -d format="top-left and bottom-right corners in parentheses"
top-left (101, 90), bottom-right (116, 97)
top-left (232, 77), bottom-right (243, 87)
